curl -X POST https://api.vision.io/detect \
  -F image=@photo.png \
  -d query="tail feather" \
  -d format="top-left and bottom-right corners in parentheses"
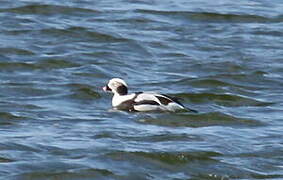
top-left (185, 107), bottom-right (198, 113)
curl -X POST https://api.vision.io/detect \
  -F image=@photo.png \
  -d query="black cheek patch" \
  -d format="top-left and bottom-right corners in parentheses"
top-left (116, 85), bottom-right (128, 95)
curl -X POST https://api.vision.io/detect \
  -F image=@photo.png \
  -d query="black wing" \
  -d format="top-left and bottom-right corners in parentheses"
top-left (159, 94), bottom-right (198, 113)
top-left (157, 94), bottom-right (184, 106)
top-left (117, 92), bottom-right (160, 111)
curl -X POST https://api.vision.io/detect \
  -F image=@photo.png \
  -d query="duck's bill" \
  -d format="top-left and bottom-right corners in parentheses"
top-left (103, 85), bottom-right (111, 92)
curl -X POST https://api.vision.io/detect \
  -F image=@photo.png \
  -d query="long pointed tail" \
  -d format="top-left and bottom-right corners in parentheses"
top-left (185, 107), bottom-right (198, 113)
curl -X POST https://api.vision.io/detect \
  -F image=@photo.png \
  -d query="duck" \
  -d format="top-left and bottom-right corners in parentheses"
top-left (103, 78), bottom-right (197, 113)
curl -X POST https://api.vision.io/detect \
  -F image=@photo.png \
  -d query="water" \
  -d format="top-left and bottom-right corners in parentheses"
top-left (0, 0), bottom-right (283, 179)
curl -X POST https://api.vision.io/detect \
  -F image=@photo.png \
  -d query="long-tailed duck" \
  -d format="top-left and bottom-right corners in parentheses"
top-left (103, 78), bottom-right (197, 112)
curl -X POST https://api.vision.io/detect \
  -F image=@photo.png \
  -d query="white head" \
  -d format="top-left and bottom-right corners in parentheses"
top-left (103, 78), bottom-right (128, 95)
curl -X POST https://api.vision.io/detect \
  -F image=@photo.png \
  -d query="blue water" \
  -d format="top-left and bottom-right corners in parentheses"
top-left (0, 0), bottom-right (283, 179)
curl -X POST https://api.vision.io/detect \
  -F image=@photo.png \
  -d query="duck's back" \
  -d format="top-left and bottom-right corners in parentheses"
top-left (113, 92), bottom-right (185, 112)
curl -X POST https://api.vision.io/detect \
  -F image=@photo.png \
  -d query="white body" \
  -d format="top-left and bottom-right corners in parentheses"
top-left (112, 92), bottom-right (185, 112)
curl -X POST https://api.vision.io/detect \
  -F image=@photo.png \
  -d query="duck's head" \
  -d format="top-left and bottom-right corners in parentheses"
top-left (103, 78), bottom-right (128, 95)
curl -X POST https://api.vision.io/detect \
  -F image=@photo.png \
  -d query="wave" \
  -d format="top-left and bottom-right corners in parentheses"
top-left (176, 92), bottom-right (272, 107)
top-left (135, 9), bottom-right (283, 23)
top-left (106, 150), bottom-right (222, 164)
top-left (0, 112), bottom-right (26, 121)
top-left (13, 167), bottom-right (115, 180)
top-left (0, 47), bottom-right (35, 56)
top-left (137, 112), bottom-right (263, 128)
top-left (1, 4), bottom-right (98, 15)
top-left (0, 59), bottom-right (80, 71)
top-left (64, 83), bottom-right (101, 100)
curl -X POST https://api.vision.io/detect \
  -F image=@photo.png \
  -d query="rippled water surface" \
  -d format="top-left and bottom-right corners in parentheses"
top-left (1, 0), bottom-right (283, 179)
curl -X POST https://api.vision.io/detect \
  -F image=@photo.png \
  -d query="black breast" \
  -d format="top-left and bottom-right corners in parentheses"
top-left (117, 99), bottom-right (136, 111)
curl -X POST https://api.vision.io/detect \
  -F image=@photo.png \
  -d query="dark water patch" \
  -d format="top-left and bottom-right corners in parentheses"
top-left (0, 121), bottom-right (14, 126)
top-left (14, 168), bottom-right (131, 180)
top-left (9, 161), bottom-right (87, 180)
top-left (0, 102), bottom-right (42, 112)
top-left (234, 147), bottom-right (283, 159)
top-left (188, 77), bottom-right (265, 97)
top-left (1, 86), bottom-right (60, 100)
top-left (160, 52), bottom-right (188, 58)
top-left (2, 82), bottom-right (36, 87)
top-left (191, 173), bottom-right (230, 180)
top-left (3, 29), bottom-right (33, 36)
top-left (191, 78), bottom-right (244, 88)
top-left (253, 29), bottom-right (283, 37)
top-left (93, 128), bottom-right (204, 143)
top-left (129, 151), bottom-right (221, 165)
top-left (0, 59), bottom-right (80, 72)
top-left (2, 4), bottom-right (98, 15)
top-left (188, 62), bottom-right (263, 77)
top-left (92, 131), bottom-right (116, 140)
top-left (35, 144), bottom-right (74, 157)
top-left (80, 51), bottom-right (117, 61)
top-left (0, 62), bottom-right (37, 72)
top-left (37, 59), bottom-right (81, 70)
top-left (40, 26), bottom-right (128, 43)
top-left (0, 142), bottom-right (39, 153)
top-left (103, 150), bottom-right (262, 179)
top-left (70, 62), bottom-right (125, 79)
top-left (72, 72), bottom-right (107, 79)
top-left (13, 168), bottom-right (115, 180)
top-left (210, 72), bottom-right (282, 89)
top-left (0, 112), bottom-right (25, 121)
top-left (137, 112), bottom-right (262, 128)
top-left (102, 150), bottom-right (224, 179)
top-left (135, 9), bottom-right (278, 23)
top-left (135, 9), bottom-right (192, 15)
top-left (190, 12), bottom-right (274, 23)
top-left (105, 150), bottom-right (221, 166)
top-left (65, 83), bottom-right (101, 100)
top-left (251, 174), bottom-right (283, 180)
top-left (191, 169), bottom-right (283, 180)
top-left (115, 15), bottom-right (163, 24)
top-left (122, 133), bottom-right (203, 143)
top-left (176, 93), bottom-right (272, 107)
top-left (0, 157), bottom-right (15, 163)
top-left (0, 47), bottom-right (35, 56)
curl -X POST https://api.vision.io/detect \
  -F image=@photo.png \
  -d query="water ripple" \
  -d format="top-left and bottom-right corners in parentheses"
top-left (177, 92), bottom-right (273, 107)
top-left (2, 4), bottom-right (98, 15)
top-left (0, 59), bottom-right (80, 72)
top-left (137, 112), bottom-right (262, 128)
top-left (106, 150), bottom-right (222, 164)
top-left (136, 9), bottom-right (283, 23)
